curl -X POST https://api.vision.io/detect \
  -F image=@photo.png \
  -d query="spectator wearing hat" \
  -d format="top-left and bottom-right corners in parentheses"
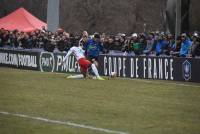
top-left (190, 32), bottom-right (200, 57)
top-left (179, 33), bottom-right (192, 57)
top-left (130, 33), bottom-right (142, 55)
top-left (112, 34), bottom-right (124, 51)
top-left (84, 32), bottom-right (104, 67)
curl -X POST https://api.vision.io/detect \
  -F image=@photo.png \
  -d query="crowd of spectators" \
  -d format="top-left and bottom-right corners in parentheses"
top-left (0, 27), bottom-right (200, 58)
top-left (0, 27), bottom-right (76, 52)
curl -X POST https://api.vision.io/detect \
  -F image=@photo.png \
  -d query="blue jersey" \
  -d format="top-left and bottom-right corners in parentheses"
top-left (180, 39), bottom-right (192, 57)
top-left (155, 40), bottom-right (168, 55)
top-left (84, 39), bottom-right (103, 57)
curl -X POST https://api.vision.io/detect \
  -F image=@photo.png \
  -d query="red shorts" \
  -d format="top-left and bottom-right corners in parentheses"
top-left (78, 58), bottom-right (91, 74)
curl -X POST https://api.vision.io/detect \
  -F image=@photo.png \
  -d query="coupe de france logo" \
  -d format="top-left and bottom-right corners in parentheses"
top-left (182, 60), bottom-right (191, 81)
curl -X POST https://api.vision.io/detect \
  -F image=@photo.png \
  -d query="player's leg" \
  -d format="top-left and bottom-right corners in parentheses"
top-left (86, 57), bottom-right (104, 80)
top-left (78, 58), bottom-right (90, 78)
top-left (80, 66), bottom-right (87, 78)
top-left (87, 55), bottom-right (99, 68)
top-left (79, 58), bottom-right (104, 80)
top-left (67, 64), bottom-right (85, 79)
top-left (67, 74), bottom-right (84, 79)
top-left (88, 63), bottom-right (104, 80)
top-left (92, 59), bottom-right (99, 68)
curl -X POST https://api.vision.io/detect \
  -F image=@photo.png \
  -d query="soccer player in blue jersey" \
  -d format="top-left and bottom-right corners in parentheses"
top-left (83, 32), bottom-right (104, 68)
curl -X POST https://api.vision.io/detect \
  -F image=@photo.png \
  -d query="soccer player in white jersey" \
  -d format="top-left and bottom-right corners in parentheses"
top-left (62, 44), bottom-right (105, 80)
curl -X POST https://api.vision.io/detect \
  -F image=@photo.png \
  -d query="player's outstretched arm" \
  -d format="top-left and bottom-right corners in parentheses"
top-left (61, 49), bottom-right (73, 65)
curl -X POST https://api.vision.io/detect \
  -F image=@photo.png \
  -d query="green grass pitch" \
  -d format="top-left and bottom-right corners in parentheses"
top-left (0, 67), bottom-right (200, 134)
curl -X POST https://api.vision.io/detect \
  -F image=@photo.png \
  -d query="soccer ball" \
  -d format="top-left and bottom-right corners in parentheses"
top-left (110, 72), bottom-right (117, 78)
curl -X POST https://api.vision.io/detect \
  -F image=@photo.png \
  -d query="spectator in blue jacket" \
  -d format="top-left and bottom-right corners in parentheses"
top-left (84, 32), bottom-right (103, 67)
top-left (179, 33), bottom-right (192, 57)
top-left (155, 34), bottom-right (168, 56)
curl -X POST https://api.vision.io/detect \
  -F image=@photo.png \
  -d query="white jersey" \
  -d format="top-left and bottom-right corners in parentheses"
top-left (63, 46), bottom-right (85, 61)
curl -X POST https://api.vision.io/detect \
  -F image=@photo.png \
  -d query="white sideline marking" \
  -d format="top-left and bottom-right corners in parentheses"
top-left (137, 79), bottom-right (200, 88)
top-left (120, 78), bottom-right (200, 88)
top-left (0, 111), bottom-right (128, 134)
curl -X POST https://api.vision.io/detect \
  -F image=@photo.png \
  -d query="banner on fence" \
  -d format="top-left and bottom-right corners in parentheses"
top-left (98, 55), bottom-right (200, 82)
top-left (0, 49), bottom-right (39, 70)
top-left (0, 49), bottom-right (200, 82)
top-left (39, 52), bottom-right (80, 73)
